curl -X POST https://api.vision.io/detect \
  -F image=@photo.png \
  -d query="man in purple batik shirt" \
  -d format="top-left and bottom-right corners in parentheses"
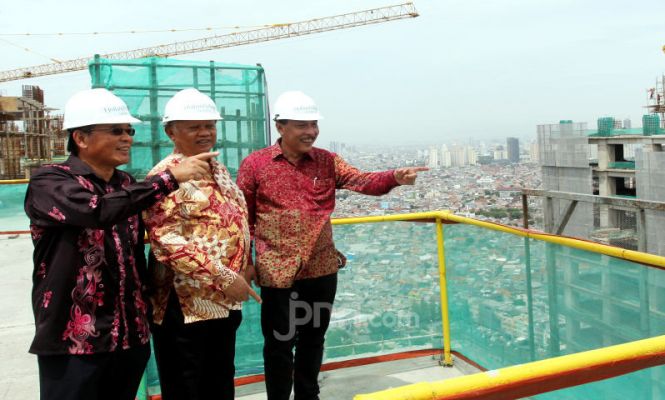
top-left (24, 88), bottom-right (217, 400)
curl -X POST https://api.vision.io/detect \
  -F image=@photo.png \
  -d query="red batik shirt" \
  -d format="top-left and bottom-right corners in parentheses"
top-left (236, 141), bottom-right (399, 288)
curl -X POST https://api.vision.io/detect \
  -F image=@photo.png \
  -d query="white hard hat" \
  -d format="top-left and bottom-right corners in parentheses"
top-left (162, 88), bottom-right (222, 124)
top-left (63, 88), bottom-right (141, 130)
top-left (272, 91), bottom-right (323, 121)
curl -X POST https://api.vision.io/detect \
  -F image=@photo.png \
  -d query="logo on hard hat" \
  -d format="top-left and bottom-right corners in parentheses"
top-left (104, 105), bottom-right (130, 115)
top-left (183, 104), bottom-right (218, 113)
top-left (293, 105), bottom-right (318, 113)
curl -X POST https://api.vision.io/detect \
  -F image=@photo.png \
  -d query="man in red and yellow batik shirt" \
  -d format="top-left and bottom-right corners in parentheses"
top-left (143, 88), bottom-right (260, 400)
top-left (236, 90), bottom-right (428, 400)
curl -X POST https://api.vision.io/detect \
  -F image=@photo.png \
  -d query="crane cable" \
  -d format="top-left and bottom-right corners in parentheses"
top-left (0, 24), bottom-right (290, 63)
top-left (0, 24), bottom-right (280, 37)
top-left (0, 37), bottom-right (61, 63)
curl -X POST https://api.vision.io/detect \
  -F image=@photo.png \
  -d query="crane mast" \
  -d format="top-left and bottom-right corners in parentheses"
top-left (0, 3), bottom-right (418, 83)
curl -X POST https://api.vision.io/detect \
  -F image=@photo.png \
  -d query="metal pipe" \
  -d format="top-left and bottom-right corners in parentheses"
top-left (354, 334), bottom-right (665, 400)
top-left (435, 218), bottom-right (453, 366)
top-left (0, 179), bottom-right (29, 184)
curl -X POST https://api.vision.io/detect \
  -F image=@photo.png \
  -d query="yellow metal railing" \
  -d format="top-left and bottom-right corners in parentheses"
top-left (333, 210), bottom-right (665, 374)
top-left (332, 211), bottom-right (665, 400)
top-left (354, 334), bottom-right (665, 400)
top-left (0, 179), bottom-right (28, 185)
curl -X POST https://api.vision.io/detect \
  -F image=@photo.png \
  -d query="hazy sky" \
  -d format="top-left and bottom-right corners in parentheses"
top-left (2, 0), bottom-right (665, 145)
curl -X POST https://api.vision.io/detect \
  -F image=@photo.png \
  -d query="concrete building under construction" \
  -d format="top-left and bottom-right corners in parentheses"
top-left (537, 110), bottom-right (665, 256)
top-left (0, 86), bottom-right (65, 179)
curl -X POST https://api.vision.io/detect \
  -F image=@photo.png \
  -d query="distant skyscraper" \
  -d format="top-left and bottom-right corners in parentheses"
top-left (428, 147), bottom-right (439, 168)
top-left (441, 149), bottom-right (452, 167)
top-left (466, 147), bottom-right (478, 165)
top-left (330, 141), bottom-right (345, 154)
top-left (529, 141), bottom-right (540, 163)
top-left (507, 137), bottom-right (520, 163)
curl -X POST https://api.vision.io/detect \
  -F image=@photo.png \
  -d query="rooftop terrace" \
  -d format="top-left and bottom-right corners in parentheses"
top-left (2, 181), bottom-right (665, 399)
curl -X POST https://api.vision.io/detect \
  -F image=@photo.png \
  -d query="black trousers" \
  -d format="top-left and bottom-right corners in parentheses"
top-left (151, 292), bottom-right (242, 400)
top-left (38, 344), bottom-right (150, 400)
top-left (261, 273), bottom-right (338, 400)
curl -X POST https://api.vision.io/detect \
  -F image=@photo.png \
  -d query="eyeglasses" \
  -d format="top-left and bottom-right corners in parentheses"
top-left (89, 127), bottom-right (136, 137)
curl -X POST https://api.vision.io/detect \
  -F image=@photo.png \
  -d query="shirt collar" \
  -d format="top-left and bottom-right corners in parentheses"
top-left (63, 155), bottom-right (98, 175)
top-left (63, 155), bottom-right (123, 183)
top-left (270, 139), bottom-right (314, 161)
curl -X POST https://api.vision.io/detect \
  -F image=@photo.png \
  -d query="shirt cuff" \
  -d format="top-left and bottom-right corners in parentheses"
top-left (386, 170), bottom-right (400, 186)
top-left (153, 169), bottom-right (180, 194)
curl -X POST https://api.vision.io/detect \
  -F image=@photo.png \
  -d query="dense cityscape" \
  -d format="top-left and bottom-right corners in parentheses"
top-left (329, 139), bottom-right (543, 228)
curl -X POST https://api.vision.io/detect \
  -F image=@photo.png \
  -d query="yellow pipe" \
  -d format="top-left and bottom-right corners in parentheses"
top-left (435, 218), bottom-right (453, 366)
top-left (443, 213), bottom-right (665, 268)
top-left (354, 334), bottom-right (665, 400)
top-left (0, 179), bottom-right (29, 185)
top-left (332, 211), bottom-right (665, 269)
top-left (332, 211), bottom-right (444, 225)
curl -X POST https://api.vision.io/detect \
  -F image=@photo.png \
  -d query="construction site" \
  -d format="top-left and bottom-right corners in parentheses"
top-left (535, 77), bottom-right (665, 257)
top-left (0, 85), bottom-right (64, 179)
top-left (3, 3), bottom-right (665, 400)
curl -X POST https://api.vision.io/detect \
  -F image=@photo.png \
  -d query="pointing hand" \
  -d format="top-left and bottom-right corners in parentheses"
top-left (394, 166), bottom-right (429, 185)
top-left (169, 151), bottom-right (219, 183)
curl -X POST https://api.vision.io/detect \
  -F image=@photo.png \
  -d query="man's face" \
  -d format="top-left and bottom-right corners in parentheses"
top-left (76, 123), bottom-right (134, 168)
top-left (277, 120), bottom-right (319, 157)
top-left (166, 120), bottom-right (217, 157)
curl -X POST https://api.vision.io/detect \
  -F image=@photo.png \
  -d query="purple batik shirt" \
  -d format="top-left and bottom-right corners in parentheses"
top-left (24, 156), bottom-right (178, 355)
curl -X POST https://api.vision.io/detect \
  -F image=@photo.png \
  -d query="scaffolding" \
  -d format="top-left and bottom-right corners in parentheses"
top-left (0, 85), bottom-right (64, 179)
top-left (88, 56), bottom-right (270, 178)
top-left (646, 76), bottom-right (665, 130)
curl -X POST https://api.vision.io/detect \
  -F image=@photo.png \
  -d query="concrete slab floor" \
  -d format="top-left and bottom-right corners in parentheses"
top-left (2, 235), bottom-right (478, 400)
top-left (237, 355), bottom-right (476, 400)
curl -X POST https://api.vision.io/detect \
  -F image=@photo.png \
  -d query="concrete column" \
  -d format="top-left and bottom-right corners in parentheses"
top-left (597, 142), bottom-right (611, 170)
top-left (598, 173), bottom-right (617, 227)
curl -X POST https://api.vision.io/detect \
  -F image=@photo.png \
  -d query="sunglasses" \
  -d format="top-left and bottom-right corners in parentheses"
top-left (89, 127), bottom-right (136, 137)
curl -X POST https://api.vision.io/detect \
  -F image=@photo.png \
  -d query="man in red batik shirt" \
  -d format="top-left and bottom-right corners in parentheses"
top-left (236, 90), bottom-right (428, 400)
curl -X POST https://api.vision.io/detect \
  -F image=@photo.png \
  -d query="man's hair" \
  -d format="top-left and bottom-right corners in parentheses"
top-left (66, 126), bottom-right (93, 156)
top-left (275, 119), bottom-right (289, 125)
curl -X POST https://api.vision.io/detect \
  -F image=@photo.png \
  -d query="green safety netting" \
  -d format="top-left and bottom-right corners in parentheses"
top-left (4, 205), bottom-right (665, 398)
top-left (588, 115), bottom-right (665, 137)
top-left (607, 161), bottom-right (636, 169)
top-left (443, 223), bottom-right (665, 399)
top-left (88, 56), bottom-right (271, 178)
top-left (0, 184), bottom-right (28, 231)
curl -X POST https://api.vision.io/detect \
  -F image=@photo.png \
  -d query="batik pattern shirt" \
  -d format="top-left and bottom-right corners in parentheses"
top-left (24, 155), bottom-right (178, 355)
top-left (144, 153), bottom-right (250, 324)
top-left (236, 142), bottom-right (399, 288)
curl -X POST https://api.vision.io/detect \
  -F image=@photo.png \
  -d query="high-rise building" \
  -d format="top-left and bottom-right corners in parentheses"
top-left (441, 148), bottom-right (452, 167)
top-left (330, 141), bottom-right (346, 155)
top-left (427, 147), bottom-right (439, 168)
top-left (466, 147), bottom-right (478, 165)
top-left (529, 141), bottom-right (539, 163)
top-left (507, 137), bottom-right (520, 163)
top-left (493, 145), bottom-right (507, 161)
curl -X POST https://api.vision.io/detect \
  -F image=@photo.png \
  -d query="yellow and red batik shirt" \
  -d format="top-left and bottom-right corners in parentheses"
top-left (144, 153), bottom-right (250, 324)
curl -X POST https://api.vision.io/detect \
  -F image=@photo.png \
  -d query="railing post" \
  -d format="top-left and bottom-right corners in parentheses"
top-left (522, 193), bottom-right (529, 229)
top-left (545, 243), bottom-right (561, 356)
top-left (435, 217), bottom-right (453, 366)
top-left (524, 236), bottom-right (536, 361)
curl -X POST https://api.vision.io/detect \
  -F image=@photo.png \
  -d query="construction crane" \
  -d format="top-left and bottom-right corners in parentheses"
top-left (0, 3), bottom-right (418, 83)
